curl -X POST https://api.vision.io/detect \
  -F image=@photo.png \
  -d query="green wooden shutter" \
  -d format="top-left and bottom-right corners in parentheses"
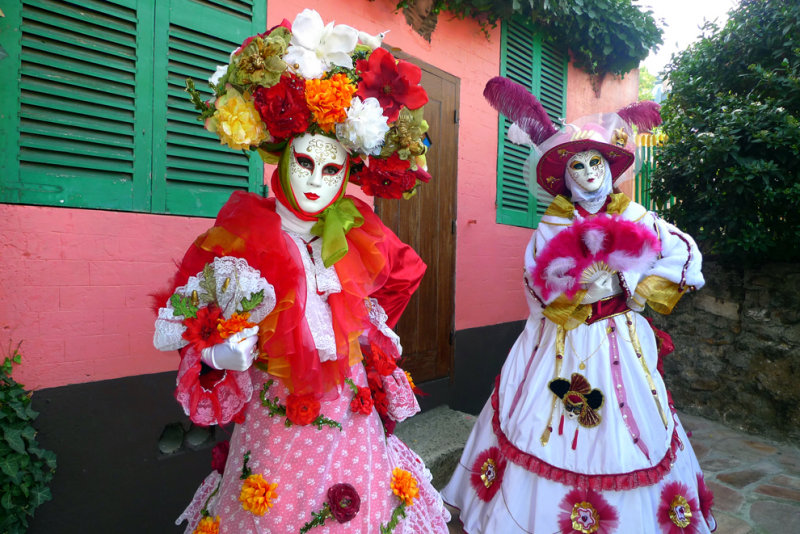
top-left (1, 0), bottom-right (266, 217)
top-left (0, 0), bottom-right (152, 210)
top-left (497, 17), bottom-right (567, 228)
top-left (151, 0), bottom-right (266, 217)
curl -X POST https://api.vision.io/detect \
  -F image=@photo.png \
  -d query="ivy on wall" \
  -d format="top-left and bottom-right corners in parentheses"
top-left (398, 0), bottom-right (662, 83)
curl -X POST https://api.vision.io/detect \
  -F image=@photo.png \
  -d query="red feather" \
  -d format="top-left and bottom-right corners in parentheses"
top-left (617, 100), bottom-right (662, 131)
top-left (483, 76), bottom-right (558, 144)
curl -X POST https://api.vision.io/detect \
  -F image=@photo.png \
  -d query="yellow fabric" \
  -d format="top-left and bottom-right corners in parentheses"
top-left (635, 275), bottom-right (688, 314)
top-left (543, 193), bottom-right (631, 220)
top-left (194, 226), bottom-right (247, 255)
top-left (543, 289), bottom-right (591, 330)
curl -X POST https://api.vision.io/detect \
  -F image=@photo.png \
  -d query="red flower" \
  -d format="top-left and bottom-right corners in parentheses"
top-left (658, 481), bottom-right (700, 534)
top-left (696, 474), bottom-right (715, 527)
top-left (363, 343), bottom-right (397, 377)
top-left (353, 154), bottom-right (416, 199)
top-left (252, 74), bottom-right (311, 141)
top-left (469, 447), bottom-right (507, 502)
top-left (557, 487), bottom-right (619, 534)
top-left (286, 393), bottom-right (321, 426)
top-left (350, 386), bottom-right (374, 415)
top-left (356, 47), bottom-right (428, 122)
top-left (327, 483), bottom-right (361, 523)
top-left (211, 440), bottom-right (230, 474)
top-left (183, 305), bottom-right (224, 350)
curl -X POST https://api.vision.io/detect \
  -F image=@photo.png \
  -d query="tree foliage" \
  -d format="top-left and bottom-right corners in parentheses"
top-left (638, 65), bottom-right (656, 101)
top-left (400, 0), bottom-right (662, 80)
top-left (653, 0), bottom-right (800, 263)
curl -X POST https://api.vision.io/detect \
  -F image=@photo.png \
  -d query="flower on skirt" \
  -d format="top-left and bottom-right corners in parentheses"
top-left (658, 481), bottom-right (700, 534)
top-left (239, 474), bottom-right (279, 516)
top-left (557, 487), bottom-right (619, 534)
top-left (697, 473), bottom-right (716, 530)
top-left (469, 447), bottom-right (507, 502)
top-left (390, 467), bottom-right (419, 506)
top-left (193, 515), bottom-right (220, 534)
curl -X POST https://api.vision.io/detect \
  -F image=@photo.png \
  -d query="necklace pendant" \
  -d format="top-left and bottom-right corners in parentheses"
top-left (579, 362), bottom-right (586, 370)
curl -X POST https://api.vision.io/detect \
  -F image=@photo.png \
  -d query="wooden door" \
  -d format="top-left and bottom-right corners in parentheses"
top-left (375, 55), bottom-right (459, 383)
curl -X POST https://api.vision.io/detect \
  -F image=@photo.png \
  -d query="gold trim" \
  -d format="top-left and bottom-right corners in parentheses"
top-left (541, 326), bottom-right (566, 446)
top-left (635, 275), bottom-right (687, 315)
top-left (625, 312), bottom-right (668, 428)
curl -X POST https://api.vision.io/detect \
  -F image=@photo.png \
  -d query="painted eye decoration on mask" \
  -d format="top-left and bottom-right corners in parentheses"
top-left (589, 156), bottom-right (602, 167)
top-left (570, 161), bottom-right (585, 170)
top-left (294, 153), bottom-right (314, 171)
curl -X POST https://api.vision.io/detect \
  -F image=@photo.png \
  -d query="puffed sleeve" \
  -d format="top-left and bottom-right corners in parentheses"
top-left (629, 213), bottom-right (705, 314)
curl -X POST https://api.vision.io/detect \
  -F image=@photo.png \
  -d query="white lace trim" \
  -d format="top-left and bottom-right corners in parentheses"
top-left (366, 298), bottom-right (402, 355)
top-left (153, 256), bottom-right (276, 352)
top-left (285, 231), bottom-right (340, 363)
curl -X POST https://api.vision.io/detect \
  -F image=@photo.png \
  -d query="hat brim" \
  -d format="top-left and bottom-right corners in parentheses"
top-left (536, 140), bottom-right (634, 197)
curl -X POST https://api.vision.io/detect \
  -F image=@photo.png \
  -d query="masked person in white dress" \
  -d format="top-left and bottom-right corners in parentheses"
top-left (441, 77), bottom-right (717, 534)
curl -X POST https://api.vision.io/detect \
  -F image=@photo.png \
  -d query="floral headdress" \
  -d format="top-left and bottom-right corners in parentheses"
top-left (186, 9), bottom-right (431, 200)
top-left (483, 76), bottom-right (661, 199)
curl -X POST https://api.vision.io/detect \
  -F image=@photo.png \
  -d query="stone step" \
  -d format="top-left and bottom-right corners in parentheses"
top-left (395, 405), bottom-right (477, 489)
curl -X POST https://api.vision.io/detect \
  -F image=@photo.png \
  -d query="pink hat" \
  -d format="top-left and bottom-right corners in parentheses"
top-left (535, 116), bottom-right (635, 197)
top-left (483, 76), bottom-right (661, 198)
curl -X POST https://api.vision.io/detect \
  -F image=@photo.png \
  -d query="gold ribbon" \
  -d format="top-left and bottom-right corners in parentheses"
top-left (543, 290), bottom-right (591, 330)
top-left (310, 197), bottom-right (364, 268)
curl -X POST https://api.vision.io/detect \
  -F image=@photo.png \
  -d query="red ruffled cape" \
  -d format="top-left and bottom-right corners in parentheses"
top-left (167, 191), bottom-right (425, 424)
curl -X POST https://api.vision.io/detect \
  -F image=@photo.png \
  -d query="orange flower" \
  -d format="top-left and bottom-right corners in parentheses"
top-left (240, 474), bottom-right (279, 516)
top-left (404, 371), bottom-right (416, 390)
top-left (390, 467), bottom-right (419, 506)
top-left (193, 515), bottom-right (220, 534)
top-left (217, 312), bottom-right (256, 339)
top-left (305, 73), bottom-right (357, 133)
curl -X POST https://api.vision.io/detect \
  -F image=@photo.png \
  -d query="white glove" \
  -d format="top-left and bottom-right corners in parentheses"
top-left (201, 326), bottom-right (259, 371)
top-left (580, 271), bottom-right (620, 304)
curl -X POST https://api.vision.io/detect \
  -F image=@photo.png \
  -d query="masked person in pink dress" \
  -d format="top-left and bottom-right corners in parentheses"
top-left (152, 10), bottom-right (449, 533)
top-left (441, 77), bottom-right (717, 534)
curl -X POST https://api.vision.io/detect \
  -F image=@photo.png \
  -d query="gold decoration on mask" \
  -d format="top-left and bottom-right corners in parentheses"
top-left (611, 128), bottom-right (628, 147)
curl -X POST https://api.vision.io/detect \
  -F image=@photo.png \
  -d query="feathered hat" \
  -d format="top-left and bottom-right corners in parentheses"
top-left (483, 76), bottom-right (662, 198)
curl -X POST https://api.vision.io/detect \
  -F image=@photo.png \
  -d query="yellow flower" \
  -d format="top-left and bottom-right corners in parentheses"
top-left (239, 474), bottom-right (278, 516)
top-left (217, 312), bottom-right (255, 339)
top-left (305, 73), bottom-right (357, 133)
top-left (206, 85), bottom-right (267, 150)
top-left (390, 467), bottom-right (419, 506)
top-left (192, 515), bottom-right (220, 534)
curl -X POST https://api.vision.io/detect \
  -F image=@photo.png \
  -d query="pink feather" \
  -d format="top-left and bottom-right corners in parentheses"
top-left (617, 101), bottom-right (662, 131)
top-left (531, 215), bottom-right (661, 302)
top-left (483, 76), bottom-right (558, 144)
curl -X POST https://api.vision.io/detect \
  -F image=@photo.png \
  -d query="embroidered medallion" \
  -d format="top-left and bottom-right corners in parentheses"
top-left (469, 447), bottom-right (506, 502)
top-left (557, 488), bottom-right (619, 534)
top-left (658, 482), bottom-right (700, 534)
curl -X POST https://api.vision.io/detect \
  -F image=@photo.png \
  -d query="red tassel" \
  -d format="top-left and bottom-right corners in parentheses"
top-left (558, 414), bottom-right (565, 435)
top-left (572, 428), bottom-right (579, 450)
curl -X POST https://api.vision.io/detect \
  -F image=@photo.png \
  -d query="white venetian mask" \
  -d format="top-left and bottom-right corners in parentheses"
top-left (288, 133), bottom-right (348, 214)
top-left (566, 149), bottom-right (606, 193)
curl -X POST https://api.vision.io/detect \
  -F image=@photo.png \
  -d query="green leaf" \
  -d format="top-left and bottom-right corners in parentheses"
top-left (170, 293), bottom-right (198, 319)
top-left (4, 427), bottom-right (26, 454)
top-left (0, 455), bottom-right (19, 479)
top-left (238, 289), bottom-right (264, 313)
top-left (29, 486), bottom-right (52, 507)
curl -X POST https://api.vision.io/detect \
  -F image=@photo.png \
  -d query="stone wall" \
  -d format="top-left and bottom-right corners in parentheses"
top-left (652, 260), bottom-right (800, 443)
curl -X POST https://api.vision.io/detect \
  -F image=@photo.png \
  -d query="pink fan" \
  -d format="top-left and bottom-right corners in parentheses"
top-left (531, 216), bottom-right (661, 302)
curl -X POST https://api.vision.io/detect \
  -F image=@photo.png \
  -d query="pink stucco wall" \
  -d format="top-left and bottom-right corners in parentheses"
top-left (2, 1), bottom-right (638, 389)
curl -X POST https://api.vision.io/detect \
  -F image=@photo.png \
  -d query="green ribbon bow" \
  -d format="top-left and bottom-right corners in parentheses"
top-left (311, 197), bottom-right (364, 267)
